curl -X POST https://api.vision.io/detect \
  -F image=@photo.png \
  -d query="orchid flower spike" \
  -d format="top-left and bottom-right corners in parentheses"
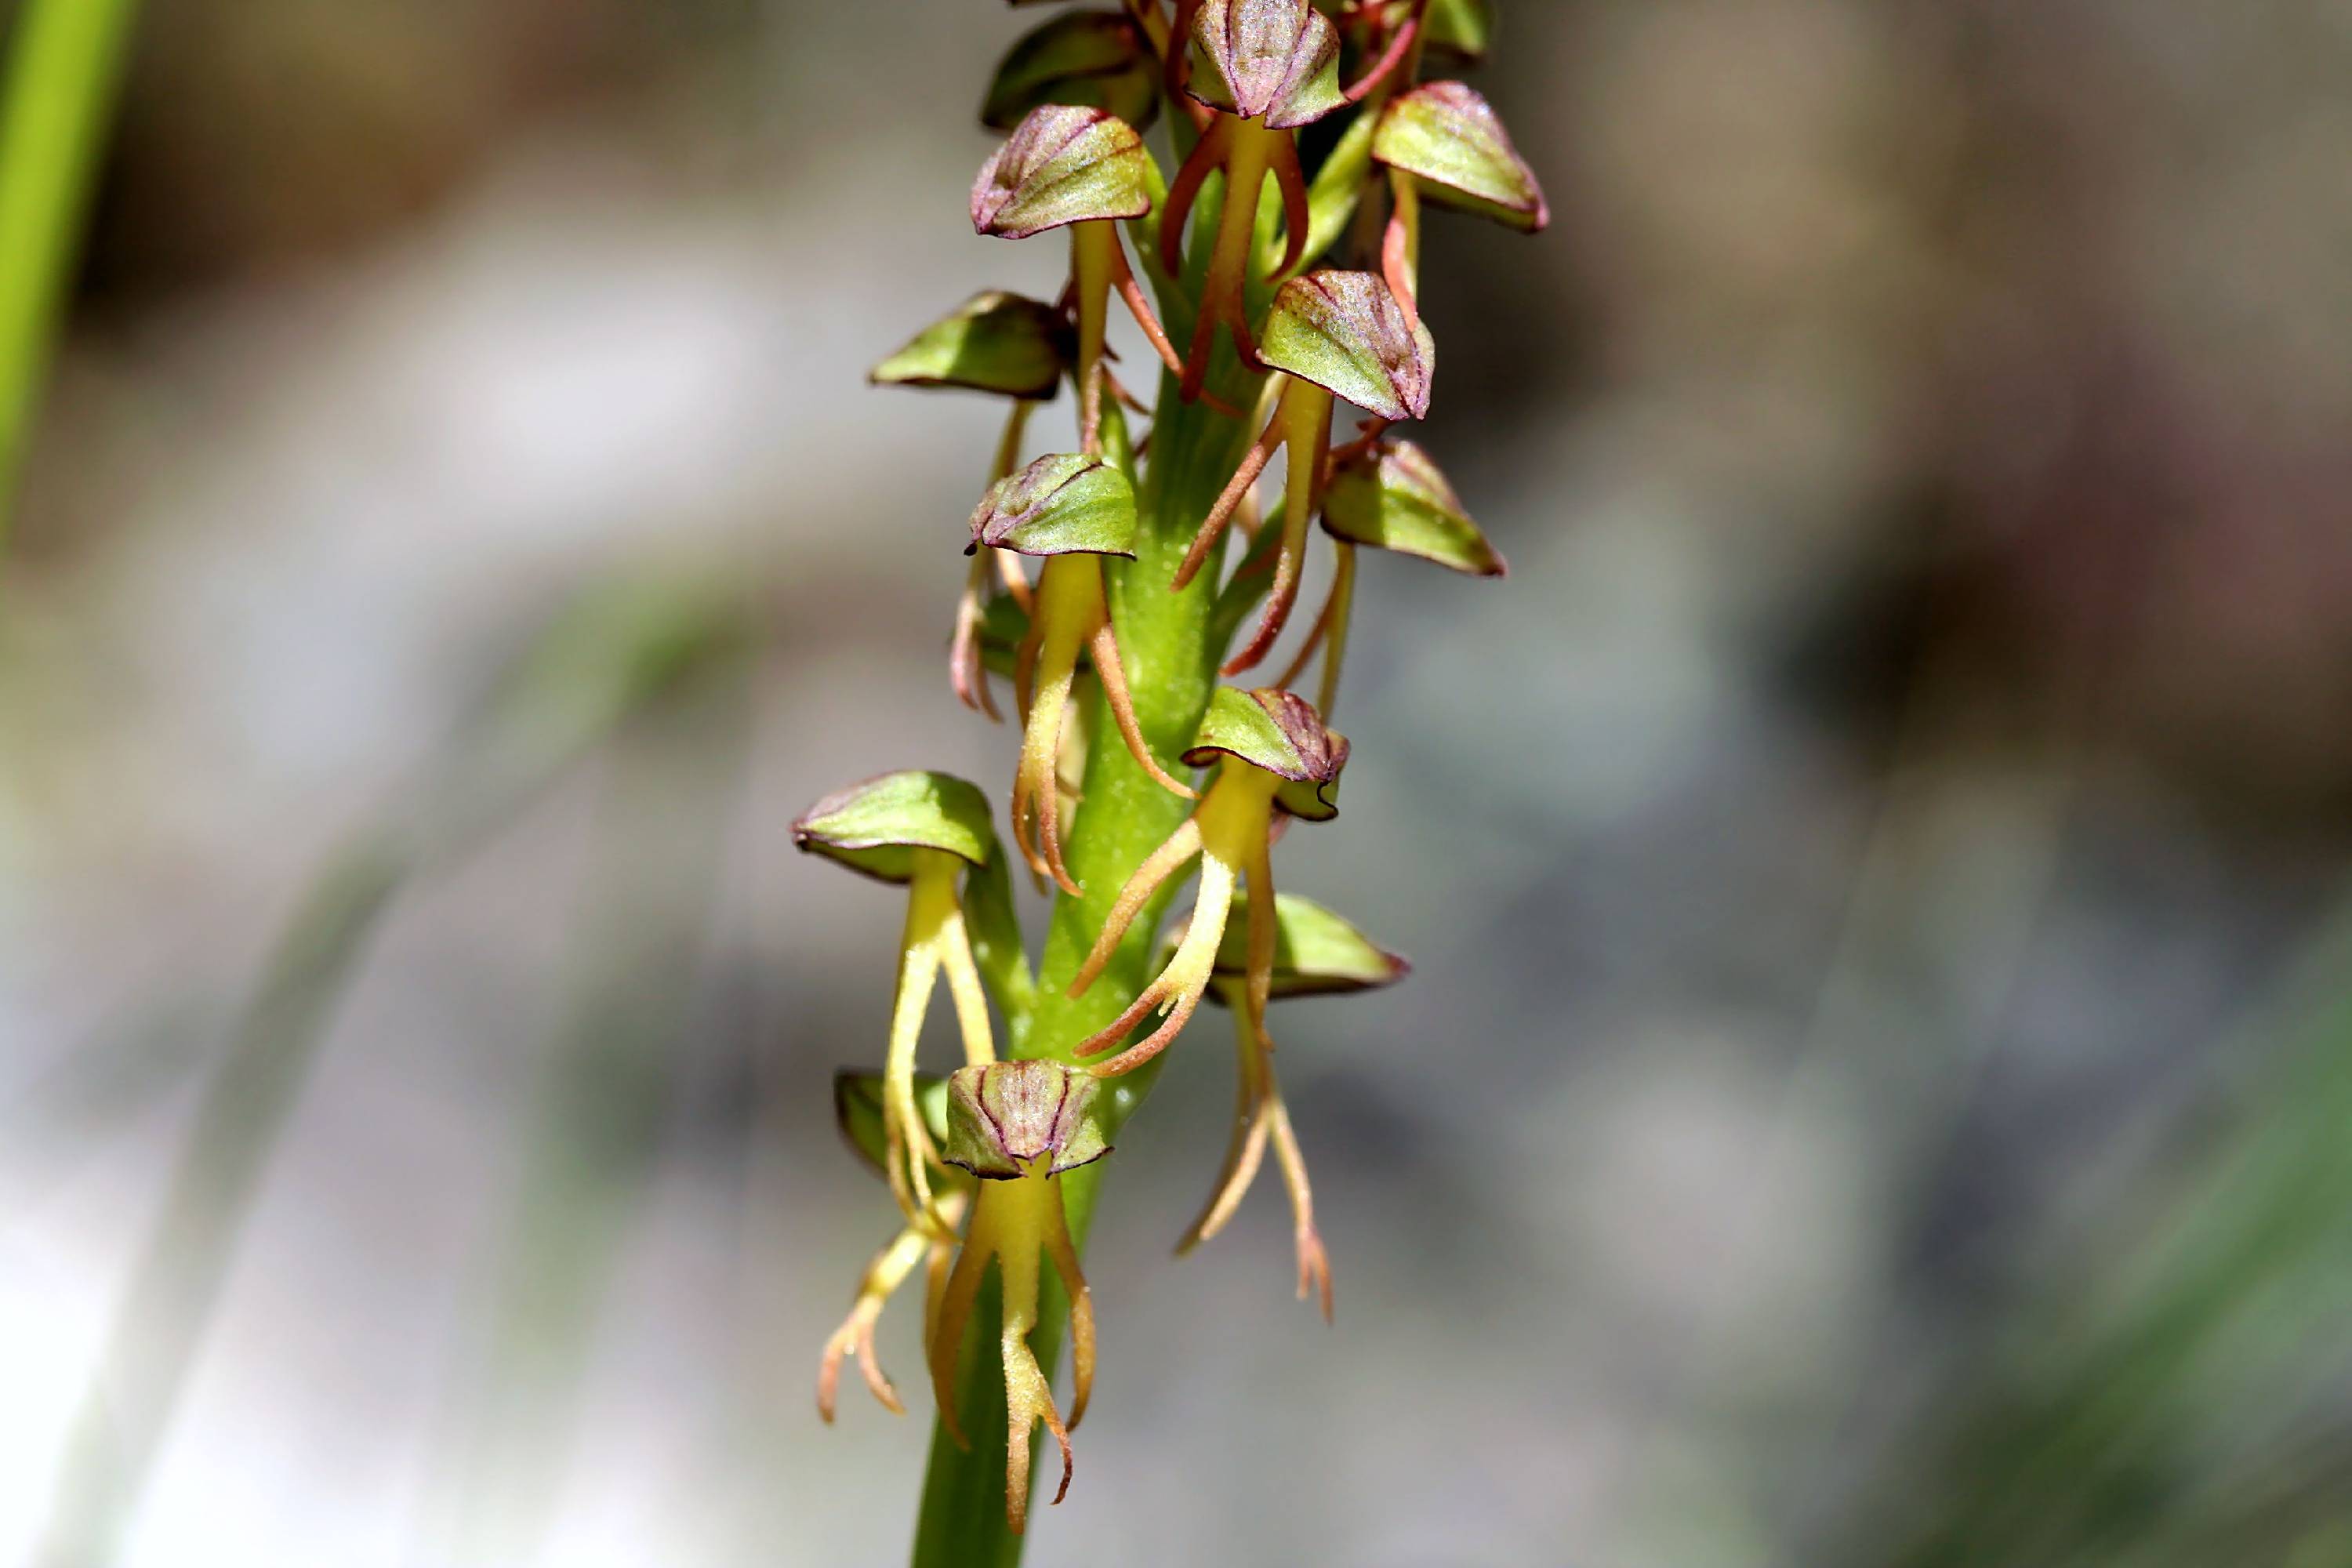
top-left (793, 772), bottom-right (1007, 1229)
top-left (1272, 434), bottom-right (1504, 717)
top-left (1068, 688), bottom-right (1347, 1075)
top-left (928, 1062), bottom-right (1112, 1533)
top-left (1177, 892), bottom-right (1408, 1321)
top-left (870, 290), bottom-right (1073, 720)
top-left (973, 105), bottom-right (1185, 453)
top-left (1158, 0), bottom-right (1347, 401)
top-left (1176, 268), bottom-right (1432, 674)
top-left (971, 454), bottom-right (1196, 896)
top-left (818, 1073), bottom-right (971, 1421)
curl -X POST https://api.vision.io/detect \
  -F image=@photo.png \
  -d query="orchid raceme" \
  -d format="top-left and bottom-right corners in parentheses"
top-left (1069, 688), bottom-right (1348, 1076)
top-left (1178, 892), bottom-right (1410, 1320)
top-left (811, 4), bottom-right (1541, 1556)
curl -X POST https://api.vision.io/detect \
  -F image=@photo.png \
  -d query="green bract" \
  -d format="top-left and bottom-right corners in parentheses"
top-left (836, 1069), bottom-right (956, 1178)
top-left (1423, 0), bottom-right (1494, 63)
top-left (869, 291), bottom-right (1069, 401)
top-left (1290, 107), bottom-right (1377, 274)
top-left (1181, 687), bottom-right (1349, 821)
top-left (1259, 269), bottom-right (1436, 421)
top-left (1207, 891), bottom-right (1411, 998)
top-left (1186, 0), bottom-right (1345, 129)
top-left (791, 771), bottom-right (998, 884)
top-left (942, 1062), bottom-right (1112, 1178)
top-left (969, 452), bottom-right (1139, 557)
top-left (1322, 439), bottom-right (1508, 575)
top-left (971, 104), bottom-right (1152, 240)
top-left (982, 9), bottom-right (1160, 132)
top-left (1374, 82), bottom-right (1548, 231)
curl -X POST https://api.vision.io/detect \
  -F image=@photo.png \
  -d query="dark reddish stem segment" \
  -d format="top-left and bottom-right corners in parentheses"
top-left (1164, 0), bottom-right (1203, 97)
top-left (1341, 10), bottom-right (1421, 103)
top-left (1174, 408), bottom-right (1283, 590)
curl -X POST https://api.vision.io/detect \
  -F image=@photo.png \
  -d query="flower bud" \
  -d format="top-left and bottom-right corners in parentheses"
top-left (1258, 270), bottom-right (1435, 422)
top-left (1185, 0), bottom-right (1346, 129)
top-left (942, 1061), bottom-right (1112, 1179)
top-left (869, 291), bottom-right (1071, 401)
top-left (972, 106), bottom-right (1152, 240)
top-left (1181, 687), bottom-right (1349, 821)
top-left (1374, 82), bottom-right (1548, 232)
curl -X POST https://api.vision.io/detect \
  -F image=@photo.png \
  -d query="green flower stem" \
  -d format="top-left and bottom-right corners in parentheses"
top-left (912, 325), bottom-right (1260, 1563)
top-left (0, 0), bottom-right (140, 550)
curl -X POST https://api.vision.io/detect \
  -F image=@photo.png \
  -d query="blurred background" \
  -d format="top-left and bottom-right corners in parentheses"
top-left (4, 1), bottom-right (2351, 1564)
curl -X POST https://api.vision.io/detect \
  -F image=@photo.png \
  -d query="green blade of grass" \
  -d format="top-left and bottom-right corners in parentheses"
top-left (0, 0), bottom-right (141, 549)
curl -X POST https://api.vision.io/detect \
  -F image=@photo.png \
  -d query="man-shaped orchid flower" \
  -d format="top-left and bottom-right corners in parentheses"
top-left (971, 104), bottom-right (1185, 454)
top-left (927, 1061), bottom-right (1110, 1534)
top-left (1177, 892), bottom-right (1407, 1320)
top-left (969, 453), bottom-right (1195, 895)
top-left (792, 772), bottom-right (1018, 1229)
top-left (1175, 267), bottom-right (1433, 673)
top-left (1068, 687), bottom-right (1347, 1074)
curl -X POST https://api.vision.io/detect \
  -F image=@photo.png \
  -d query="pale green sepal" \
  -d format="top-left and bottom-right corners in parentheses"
top-left (1185, 0), bottom-right (1346, 129)
top-left (1258, 269), bottom-right (1435, 420)
top-left (791, 771), bottom-right (998, 884)
top-left (1181, 688), bottom-right (1349, 821)
top-left (1374, 81), bottom-right (1548, 230)
top-left (1207, 891), bottom-right (1412, 998)
top-left (869, 291), bottom-right (1069, 401)
top-left (1322, 439), bottom-right (1507, 575)
top-left (971, 105), bottom-right (1152, 239)
top-left (970, 452), bottom-right (1139, 558)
